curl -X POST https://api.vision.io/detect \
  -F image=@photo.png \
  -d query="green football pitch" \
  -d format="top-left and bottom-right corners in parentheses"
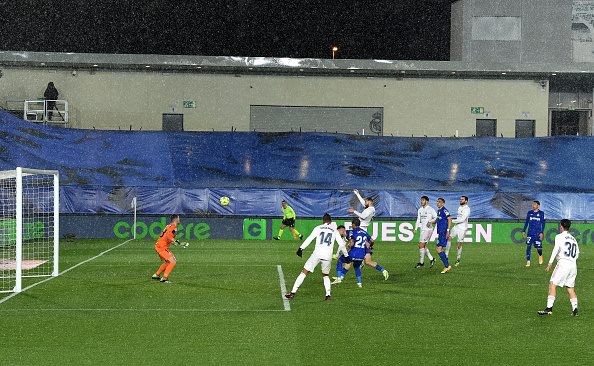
top-left (0, 238), bottom-right (592, 365)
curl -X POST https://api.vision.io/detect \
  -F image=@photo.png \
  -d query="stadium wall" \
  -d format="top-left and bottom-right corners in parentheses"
top-left (0, 68), bottom-right (548, 137)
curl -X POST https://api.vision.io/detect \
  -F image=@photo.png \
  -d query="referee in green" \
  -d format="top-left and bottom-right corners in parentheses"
top-left (274, 200), bottom-right (303, 240)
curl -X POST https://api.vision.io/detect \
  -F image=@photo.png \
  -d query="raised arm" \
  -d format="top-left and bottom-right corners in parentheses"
top-left (353, 189), bottom-right (365, 206)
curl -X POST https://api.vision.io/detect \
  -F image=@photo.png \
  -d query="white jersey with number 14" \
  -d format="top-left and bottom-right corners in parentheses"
top-left (299, 223), bottom-right (348, 261)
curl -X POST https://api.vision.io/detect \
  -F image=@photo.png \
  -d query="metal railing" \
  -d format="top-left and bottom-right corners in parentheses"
top-left (23, 100), bottom-right (68, 126)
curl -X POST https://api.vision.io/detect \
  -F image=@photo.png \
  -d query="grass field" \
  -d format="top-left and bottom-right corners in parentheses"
top-left (0, 238), bottom-right (592, 365)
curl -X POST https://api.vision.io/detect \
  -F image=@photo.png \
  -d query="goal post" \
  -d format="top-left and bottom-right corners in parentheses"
top-left (0, 167), bottom-right (59, 293)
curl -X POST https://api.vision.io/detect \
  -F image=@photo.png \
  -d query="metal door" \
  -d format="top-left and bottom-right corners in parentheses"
top-left (515, 119), bottom-right (535, 137)
top-left (476, 119), bottom-right (497, 137)
top-left (162, 113), bottom-right (184, 131)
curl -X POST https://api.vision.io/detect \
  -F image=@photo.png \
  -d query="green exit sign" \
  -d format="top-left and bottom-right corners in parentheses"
top-left (183, 101), bottom-right (197, 108)
top-left (471, 107), bottom-right (484, 114)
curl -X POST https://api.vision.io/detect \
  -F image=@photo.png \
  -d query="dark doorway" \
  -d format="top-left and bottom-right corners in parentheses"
top-left (515, 120), bottom-right (535, 138)
top-left (162, 113), bottom-right (184, 131)
top-left (476, 119), bottom-right (497, 137)
top-left (551, 111), bottom-right (579, 135)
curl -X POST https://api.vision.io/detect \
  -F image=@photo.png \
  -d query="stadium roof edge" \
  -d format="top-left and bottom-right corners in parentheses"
top-left (0, 50), bottom-right (593, 84)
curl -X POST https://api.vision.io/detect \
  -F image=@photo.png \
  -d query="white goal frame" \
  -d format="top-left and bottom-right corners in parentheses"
top-left (1, 167), bottom-right (59, 293)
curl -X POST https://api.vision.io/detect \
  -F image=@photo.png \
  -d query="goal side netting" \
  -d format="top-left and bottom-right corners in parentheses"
top-left (0, 167), bottom-right (59, 293)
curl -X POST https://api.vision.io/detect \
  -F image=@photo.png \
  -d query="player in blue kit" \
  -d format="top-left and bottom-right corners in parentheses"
top-left (433, 198), bottom-right (453, 273)
top-left (333, 225), bottom-right (350, 281)
top-left (342, 219), bottom-right (370, 287)
top-left (332, 218), bottom-right (389, 286)
top-left (522, 200), bottom-right (546, 267)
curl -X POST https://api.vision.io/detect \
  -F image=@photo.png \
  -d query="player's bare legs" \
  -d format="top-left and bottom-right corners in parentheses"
top-left (154, 256), bottom-right (176, 283)
top-left (364, 253), bottom-right (389, 280)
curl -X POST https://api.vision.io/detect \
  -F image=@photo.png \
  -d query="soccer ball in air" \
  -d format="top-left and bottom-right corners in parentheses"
top-left (220, 196), bottom-right (230, 206)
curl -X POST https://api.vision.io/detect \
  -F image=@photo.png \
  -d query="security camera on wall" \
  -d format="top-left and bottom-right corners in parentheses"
top-left (72, 70), bottom-right (77, 76)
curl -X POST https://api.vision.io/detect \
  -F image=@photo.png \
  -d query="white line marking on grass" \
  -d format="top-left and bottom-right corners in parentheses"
top-left (0, 238), bottom-right (135, 305)
top-left (1, 248), bottom-right (290, 313)
top-left (0, 308), bottom-right (289, 312)
top-left (277, 265), bottom-right (291, 311)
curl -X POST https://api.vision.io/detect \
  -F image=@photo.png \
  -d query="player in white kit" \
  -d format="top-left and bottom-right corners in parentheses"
top-left (445, 195), bottom-right (470, 267)
top-left (347, 189), bottom-right (375, 232)
top-left (413, 195), bottom-right (437, 268)
top-left (285, 213), bottom-right (350, 301)
top-left (538, 219), bottom-right (579, 316)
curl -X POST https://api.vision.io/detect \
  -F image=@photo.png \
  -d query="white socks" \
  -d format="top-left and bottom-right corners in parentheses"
top-left (425, 247), bottom-right (434, 260)
top-left (291, 272), bottom-right (306, 293)
top-left (571, 297), bottom-right (578, 310)
top-left (445, 240), bottom-right (451, 256)
top-left (420, 248), bottom-right (434, 264)
top-left (457, 246), bottom-right (463, 259)
top-left (547, 295), bottom-right (555, 309)
top-left (323, 276), bottom-right (331, 296)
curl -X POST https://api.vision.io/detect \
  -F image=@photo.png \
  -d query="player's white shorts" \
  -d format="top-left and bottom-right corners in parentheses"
top-left (419, 229), bottom-right (433, 243)
top-left (303, 254), bottom-right (332, 275)
top-left (449, 225), bottom-right (467, 242)
top-left (550, 262), bottom-right (577, 288)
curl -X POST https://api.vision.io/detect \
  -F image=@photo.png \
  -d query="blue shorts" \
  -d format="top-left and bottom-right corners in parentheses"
top-left (526, 235), bottom-right (542, 249)
top-left (436, 231), bottom-right (448, 247)
top-left (349, 247), bottom-right (366, 261)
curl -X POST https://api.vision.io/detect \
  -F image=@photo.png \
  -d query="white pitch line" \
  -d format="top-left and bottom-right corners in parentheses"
top-left (277, 265), bottom-right (291, 311)
top-left (1, 244), bottom-right (290, 313)
top-left (0, 238), bottom-right (135, 305)
top-left (0, 308), bottom-right (288, 312)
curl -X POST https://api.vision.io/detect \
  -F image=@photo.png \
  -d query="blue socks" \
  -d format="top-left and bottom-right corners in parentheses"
top-left (336, 262), bottom-right (343, 278)
top-left (355, 267), bottom-right (362, 283)
top-left (439, 251), bottom-right (449, 267)
top-left (526, 245), bottom-right (531, 261)
top-left (374, 264), bottom-right (384, 272)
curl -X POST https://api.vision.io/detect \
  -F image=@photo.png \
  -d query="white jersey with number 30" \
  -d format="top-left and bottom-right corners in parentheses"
top-left (549, 230), bottom-right (579, 288)
top-left (550, 231), bottom-right (579, 264)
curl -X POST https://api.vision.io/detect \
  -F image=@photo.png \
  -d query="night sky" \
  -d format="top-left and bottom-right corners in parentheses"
top-left (0, 1), bottom-right (455, 60)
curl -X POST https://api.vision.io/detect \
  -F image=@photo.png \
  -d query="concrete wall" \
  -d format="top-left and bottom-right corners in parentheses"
top-left (451, 0), bottom-right (573, 63)
top-left (0, 67), bottom-right (549, 137)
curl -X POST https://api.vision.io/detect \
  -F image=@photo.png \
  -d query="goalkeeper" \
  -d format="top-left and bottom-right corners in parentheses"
top-left (152, 214), bottom-right (187, 283)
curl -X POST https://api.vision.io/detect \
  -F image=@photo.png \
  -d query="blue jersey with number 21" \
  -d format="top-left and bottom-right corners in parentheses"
top-left (349, 227), bottom-right (371, 261)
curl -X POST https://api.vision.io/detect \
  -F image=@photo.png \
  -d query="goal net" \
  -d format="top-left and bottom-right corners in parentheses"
top-left (0, 167), bottom-right (59, 293)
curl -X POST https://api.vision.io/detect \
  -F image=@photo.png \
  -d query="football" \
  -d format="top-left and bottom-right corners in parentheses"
top-left (220, 196), bottom-right (230, 206)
